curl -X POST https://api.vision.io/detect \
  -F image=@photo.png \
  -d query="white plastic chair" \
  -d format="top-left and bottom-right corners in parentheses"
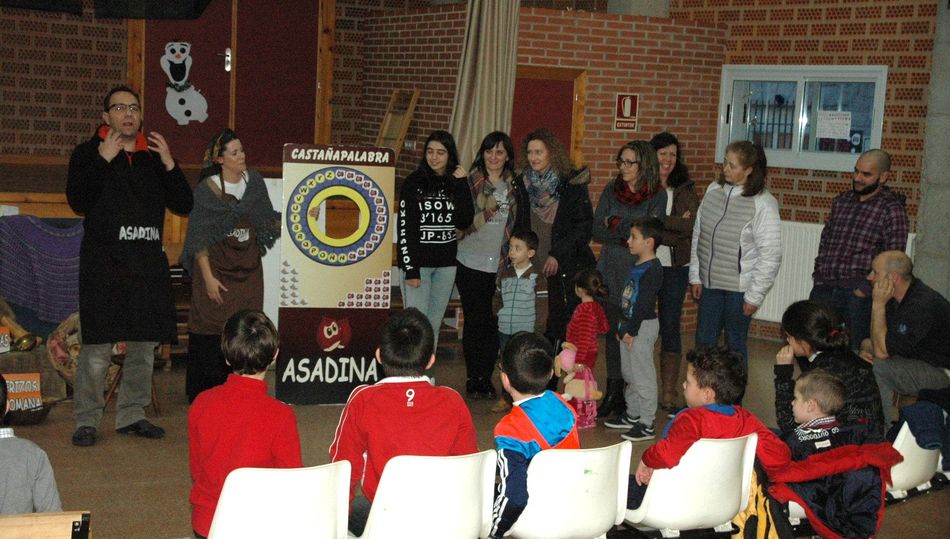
top-left (887, 422), bottom-right (940, 499)
top-left (507, 441), bottom-right (633, 539)
top-left (357, 449), bottom-right (496, 539)
top-left (208, 461), bottom-right (351, 539)
top-left (625, 434), bottom-right (758, 537)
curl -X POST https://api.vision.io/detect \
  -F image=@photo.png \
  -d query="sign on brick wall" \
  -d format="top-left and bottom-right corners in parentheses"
top-left (615, 93), bottom-right (640, 131)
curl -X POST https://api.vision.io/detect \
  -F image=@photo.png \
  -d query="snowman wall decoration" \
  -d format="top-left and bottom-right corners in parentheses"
top-left (161, 42), bottom-right (208, 126)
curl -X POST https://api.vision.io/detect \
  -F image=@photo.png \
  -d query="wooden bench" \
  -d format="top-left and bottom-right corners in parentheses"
top-left (0, 511), bottom-right (91, 539)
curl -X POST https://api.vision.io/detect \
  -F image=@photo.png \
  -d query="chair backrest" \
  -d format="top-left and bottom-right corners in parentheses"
top-left (627, 434), bottom-right (758, 532)
top-left (889, 422), bottom-right (940, 492)
top-left (0, 511), bottom-right (90, 539)
top-left (208, 461), bottom-right (351, 539)
top-left (507, 441), bottom-right (633, 539)
top-left (361, 449), bottom-right (496, 539)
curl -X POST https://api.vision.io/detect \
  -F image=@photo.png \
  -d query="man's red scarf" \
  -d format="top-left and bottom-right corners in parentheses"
top-left (97, 124), bottom-right (149, 164)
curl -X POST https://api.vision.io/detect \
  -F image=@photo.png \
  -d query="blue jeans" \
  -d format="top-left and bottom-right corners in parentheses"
top-left (658, 265), bottom-right (690, 354)
top-left (695, 288), bottom-right (752, 367)
top-left (400, 266), bottom-right (457, 350)
top-left (809, 283), bottom-right (871, 351)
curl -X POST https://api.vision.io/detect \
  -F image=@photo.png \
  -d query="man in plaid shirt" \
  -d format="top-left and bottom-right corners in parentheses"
top-left (810, 149), bottom-right (909, 351)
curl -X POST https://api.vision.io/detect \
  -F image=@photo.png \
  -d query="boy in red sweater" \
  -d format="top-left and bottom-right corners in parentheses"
top-left (188, 310), bottom-right (302, 538)
top-left (627, 346), bottom-right (791, 509)
top-left (330, 307), bottom-right (478, 536)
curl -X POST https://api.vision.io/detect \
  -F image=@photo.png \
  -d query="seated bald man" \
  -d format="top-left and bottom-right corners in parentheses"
top-left (864, 251), bottom-right (950, 424)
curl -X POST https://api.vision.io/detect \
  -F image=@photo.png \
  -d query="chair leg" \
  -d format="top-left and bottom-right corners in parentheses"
top-left (150, 380), bottom-right (162, 416)
top-left (103, 366), bottom-right (123, 408)
top-left (103, 364), bottom-right (161, 417)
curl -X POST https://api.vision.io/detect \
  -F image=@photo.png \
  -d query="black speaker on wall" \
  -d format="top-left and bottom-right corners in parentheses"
top-left (0, 0), bottom-right (82, 14)
top-left (94, 0), bottom-right (213, 19)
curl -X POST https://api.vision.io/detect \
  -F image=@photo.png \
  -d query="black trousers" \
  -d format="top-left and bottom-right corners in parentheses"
top-left (186, 332), bottom-right (230, 403)
top-left (545, 271), bottom-right (579, 350)
top-left (455, 263), bottom-right (499, 381)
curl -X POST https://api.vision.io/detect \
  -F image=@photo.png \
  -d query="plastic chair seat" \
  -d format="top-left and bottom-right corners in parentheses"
top-left (625, 434), bottom-right (758, 537)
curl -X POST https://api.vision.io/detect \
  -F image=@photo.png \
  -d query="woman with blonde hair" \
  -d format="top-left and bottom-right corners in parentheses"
top-left (516, 128), bottom-right (595, 350)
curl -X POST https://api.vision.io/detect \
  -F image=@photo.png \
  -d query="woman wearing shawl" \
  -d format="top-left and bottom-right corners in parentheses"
top-left (455, 132), bottom-right (529, 400)
top-left (516, 128), bottom-right (595, 350)
top-left (179, 129), bottom-right (280, 402)
top-left (592, 140), bottom-right (667, 419)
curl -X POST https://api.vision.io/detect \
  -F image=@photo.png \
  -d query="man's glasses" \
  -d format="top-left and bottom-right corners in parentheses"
top-left (108, 103), bottom-right (141, 113)
top-left (616, 159), bottom-right (639, 168)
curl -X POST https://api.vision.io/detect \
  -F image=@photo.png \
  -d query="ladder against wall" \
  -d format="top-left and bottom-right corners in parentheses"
top-left (375, 89), bottom-right (419, 160)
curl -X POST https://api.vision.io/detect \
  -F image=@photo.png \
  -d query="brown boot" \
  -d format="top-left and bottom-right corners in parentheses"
top-left (490, 396), bottom-right (512, 413)
top-left (659, 352), bottom-right (681, 412)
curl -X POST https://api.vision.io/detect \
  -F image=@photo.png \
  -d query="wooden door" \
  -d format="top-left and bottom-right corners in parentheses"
top-left (143, 0), bottom-right (233, 169)
top-left (234, 0), bottom-right (318, 169)
top-left (510, 66), bottom-right (586, 166)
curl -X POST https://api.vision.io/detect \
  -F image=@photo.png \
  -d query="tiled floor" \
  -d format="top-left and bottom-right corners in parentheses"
top-left (13, 335), bottom-right (950, 538)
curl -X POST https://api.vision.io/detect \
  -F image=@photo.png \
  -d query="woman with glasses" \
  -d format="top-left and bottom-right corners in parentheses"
top-left (592, 140), bottom-right (667, 420)
top-left (397, 130), bottom-right (474, 351)
top-left (689, 140), bottom-right (782, 372)
top-left (516, 128), bottom-right (595, 351)
top-left (179, 128), bottom-right (281, 403)
top-left (455, 131), bottom-right (529, 400)
top-left (650, 132), bottom-right (699, 413)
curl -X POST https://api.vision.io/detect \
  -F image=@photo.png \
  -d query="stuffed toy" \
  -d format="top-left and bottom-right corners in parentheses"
top-left (556, 343), bottom-right (602, 428)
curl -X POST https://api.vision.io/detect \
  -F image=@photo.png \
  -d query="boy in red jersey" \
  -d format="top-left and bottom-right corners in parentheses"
top-left (330, 307), bottom-right (478, 536)
top-left (627, 346), bottom-right (791, 509)
top-left (188, 310), bottom-right (302, 539)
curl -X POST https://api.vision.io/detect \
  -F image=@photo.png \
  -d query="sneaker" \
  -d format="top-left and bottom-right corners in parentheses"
top-left (72, 426), bottom-right (97, 447)
top-left (667, 406), bottom-right (687, 419)
top-left (604, 413), bottom-right (638, 429)
top-left (621, 422), bottom-right (656, 442)
top-left (116, 419), bottom-right (165, 439)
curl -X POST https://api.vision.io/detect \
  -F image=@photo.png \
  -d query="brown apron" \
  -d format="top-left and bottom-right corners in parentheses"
top-left (189, 179), bottom-right (264, 335)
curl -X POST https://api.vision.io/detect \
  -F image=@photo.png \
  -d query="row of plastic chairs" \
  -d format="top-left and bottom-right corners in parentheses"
top-left (209, 441), bottom-right (636, 539)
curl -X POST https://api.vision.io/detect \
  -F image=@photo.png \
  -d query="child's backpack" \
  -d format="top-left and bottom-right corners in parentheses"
top-left (731, 466), bottom-right (794, 539)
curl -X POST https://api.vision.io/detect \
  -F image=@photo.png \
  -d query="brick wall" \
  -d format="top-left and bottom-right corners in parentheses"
top-left (0, 0), bottom-right (127, 158)
top-left (669, 0), bottom-right (937, 339)
top-left (333, 0), bottom-right (433, 147)
top-left (360, 4), bottom-right (470, 178)
top-left (361, 7), bottom-right (728, 333)
top-left (669, 0), bottom-right (936, 230)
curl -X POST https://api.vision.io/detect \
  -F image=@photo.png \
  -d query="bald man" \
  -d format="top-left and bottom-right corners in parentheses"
top-left (864, 251), bottom-right (950, 424)
top-left (811, 149), bottom-right (908, 350)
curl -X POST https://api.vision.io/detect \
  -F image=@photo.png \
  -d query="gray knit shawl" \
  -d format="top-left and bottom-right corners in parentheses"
top-left (178, 169), bottom-right (280, 275)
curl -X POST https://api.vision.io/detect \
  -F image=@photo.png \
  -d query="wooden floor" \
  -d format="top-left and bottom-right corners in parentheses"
top-left (13, 335), bottom-right (950, 539)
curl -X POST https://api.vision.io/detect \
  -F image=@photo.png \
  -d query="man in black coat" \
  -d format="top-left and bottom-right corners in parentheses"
top-left (66, 85), bottom-right (193, 447)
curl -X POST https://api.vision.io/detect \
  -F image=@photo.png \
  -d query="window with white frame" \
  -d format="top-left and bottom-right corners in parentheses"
top-left (716, 65), bottom-right (888, 172)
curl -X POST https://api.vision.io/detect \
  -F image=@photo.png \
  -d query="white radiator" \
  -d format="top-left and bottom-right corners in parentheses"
top-left (754, 221), bottom-right (916, 324)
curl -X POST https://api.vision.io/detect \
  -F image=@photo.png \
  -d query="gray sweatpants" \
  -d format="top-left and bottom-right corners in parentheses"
top-left (74, 340), bottom-right (157, 430)
top-left (620, 319), bottom-right (660, 426)
top-left (873, 355), bottom-right (950, 424)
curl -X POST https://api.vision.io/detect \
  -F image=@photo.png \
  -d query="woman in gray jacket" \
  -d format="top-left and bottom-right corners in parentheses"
top-left (592, 140), bottom-right (667, 418)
